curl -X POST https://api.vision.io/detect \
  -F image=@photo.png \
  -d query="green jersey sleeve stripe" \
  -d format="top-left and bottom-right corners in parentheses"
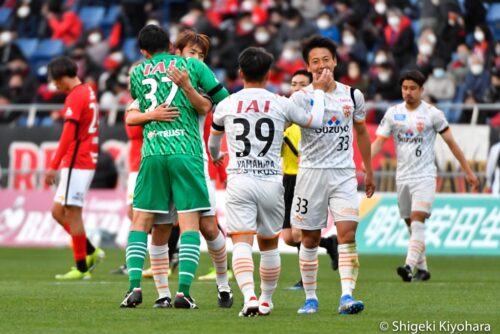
top-left (210, 86), bottom-right (230, 104)
top-left (207, 83), bottom-right (223, 97)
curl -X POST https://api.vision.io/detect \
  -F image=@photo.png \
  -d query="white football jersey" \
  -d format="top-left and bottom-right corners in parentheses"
top-left (290, 82), bottom-right (366, 169)
top-left (212, 88), bottom-right (320, 182)
top-left (376, 101), bottom-right (449, 182)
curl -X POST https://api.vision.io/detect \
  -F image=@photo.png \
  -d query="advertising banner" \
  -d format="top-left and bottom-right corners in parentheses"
top-left (357, 194), bottom-right (500, 255)
top-left (1, 190), bottom-right (498, 255)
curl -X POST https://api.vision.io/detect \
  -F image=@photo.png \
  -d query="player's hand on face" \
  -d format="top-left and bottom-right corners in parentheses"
top-left (364, 170), bottom-right (375, 198)
top-left (44, 169), bottom-right (57, 186)
top-left (167, 66), bottom-right (191, 90)
top-left (149, 103), bottom-right (180, 122)
top-left (466, 173), bottom-right (479, 192)
top-left (312, 69), bottom-right (333, 92)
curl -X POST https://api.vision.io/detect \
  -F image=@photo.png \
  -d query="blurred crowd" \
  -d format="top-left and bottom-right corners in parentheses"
top-left (0, 0), bottom-right (499, 126)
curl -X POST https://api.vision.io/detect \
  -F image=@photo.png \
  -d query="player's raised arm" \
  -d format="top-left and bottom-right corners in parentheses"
top-left (287, 69), bottom-right (332, 128)
top-left (194, 59), bottom-right (230, 105)
top-left (440, 128), bottom-right (479, 192)
top-left (167, 65), bottom-right (213, 115)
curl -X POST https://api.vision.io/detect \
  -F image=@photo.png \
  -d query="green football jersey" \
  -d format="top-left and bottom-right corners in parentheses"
top-left (130, 53), bottom-right (229, 157)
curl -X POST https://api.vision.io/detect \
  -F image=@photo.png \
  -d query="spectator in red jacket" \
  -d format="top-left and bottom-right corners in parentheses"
top-left (384, 7), bottom-right (415, 70)
top-left (44, 0), bottom-right (83, 46)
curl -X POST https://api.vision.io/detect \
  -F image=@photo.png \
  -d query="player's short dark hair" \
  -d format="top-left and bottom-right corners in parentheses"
top-left (302, 35), bottom-right (337, 65)
top-left (175, 30), bottom-right (210, 58)
top-left (138, 24), bottom-right (170, 55)
top-left (238, 47), bottom-right (274, 82)
top-left (47, 56), bottom-right (78, 80)
top-left (399, 70), bottom-right (426, 87)
top-left (292, 69), bottom-right (312, 83)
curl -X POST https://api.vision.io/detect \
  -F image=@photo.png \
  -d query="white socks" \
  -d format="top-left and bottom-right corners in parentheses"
top-left (299, 246), bottom-right (318, 300)
top-left (338, 243), bottom-right (359, 297)
top-left (259, 248), bottom-right (280, 305)
top-left (406, 221), bottom-right (425, 271)
top-left (232, 242), bottom-right (255, 303)
top-left (206, 231), bottom-right (229, 288)
top-left (149, 243), bottom-right (171, 299)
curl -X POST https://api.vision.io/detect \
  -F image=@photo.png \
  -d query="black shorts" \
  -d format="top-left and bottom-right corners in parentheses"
top-left (282, 173), bottom-right (297, 229)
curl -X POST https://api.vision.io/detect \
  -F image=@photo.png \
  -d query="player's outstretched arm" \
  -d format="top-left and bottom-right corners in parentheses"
top-left (125, 103), bottom-right (180, 125)
top-left (355, 121), bottom-right (375, 198)
top-left (440, 128), bottom-right (479, 192)
top-left (167, 66), bottom-right (213, 115)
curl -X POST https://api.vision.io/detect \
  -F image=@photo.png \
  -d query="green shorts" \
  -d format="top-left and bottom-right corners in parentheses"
top-left (133, 154), bottom-right (210, 213)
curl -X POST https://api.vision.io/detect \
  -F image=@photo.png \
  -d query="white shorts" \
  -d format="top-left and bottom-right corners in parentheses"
top-left (291, 168), bottom-right (359, 231)
top-left (225, 175), bottom-right (284, 238)
top-left (397, 179), bottom-right (436, 219)
top-left (126, 172), bottom-right (138, 205)
top-left (153, 201), bottom-right (176, 225)
top-left (54, 168), bottom-right (95, 207)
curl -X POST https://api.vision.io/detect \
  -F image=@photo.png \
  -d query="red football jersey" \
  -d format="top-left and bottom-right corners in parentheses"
top-left (59, 84), bottom-right (99, 169)
top-left (124, 112), bottom-right (143, 172)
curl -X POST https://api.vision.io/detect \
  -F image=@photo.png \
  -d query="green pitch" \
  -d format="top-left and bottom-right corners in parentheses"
top-left (1, 248), bottom-right (499, 334)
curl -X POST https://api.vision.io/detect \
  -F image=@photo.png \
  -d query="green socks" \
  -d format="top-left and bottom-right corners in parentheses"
top-left (126, 231), bottom-right (148, 292)
top-left (178, 231), bottom-right (201, 297)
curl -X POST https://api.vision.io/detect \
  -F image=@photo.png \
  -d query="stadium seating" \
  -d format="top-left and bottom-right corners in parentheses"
top-left (15, 38), bottom-right (39, 60)
top-left (0, 7), bottom-right (11, 25)
top-left (101, 6), bottom-right (121, 36)
top-left (30, 39), bottom-right (64, 68)
top-left (123, 37), bottom-right (141, 62)
top-left (487, 3), bottom-right (500, 40)
top-left (79, 6), bottom-right (106, 31)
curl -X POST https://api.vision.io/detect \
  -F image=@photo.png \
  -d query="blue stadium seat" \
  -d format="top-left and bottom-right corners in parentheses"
top-left (15, 38), bottom-right (39, 60)
top-left (487, 4), bottom-right (500, 40)
top-left (411, 20), bottom-right (420, 37)
top-left (79, 6), bottom-right (106, 31)
top-left (0, 7), bottom-right (12, 24)
top-left (101, 5), bottom-right (121, 36)
top-left (123, 37), bottom-right (141, 62)
top-left (31, 39), bottom-right (64, 63)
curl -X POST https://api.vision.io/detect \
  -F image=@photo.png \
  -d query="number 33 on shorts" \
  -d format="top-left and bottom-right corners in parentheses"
top-left (295, 197), bottom-right (309, 215)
